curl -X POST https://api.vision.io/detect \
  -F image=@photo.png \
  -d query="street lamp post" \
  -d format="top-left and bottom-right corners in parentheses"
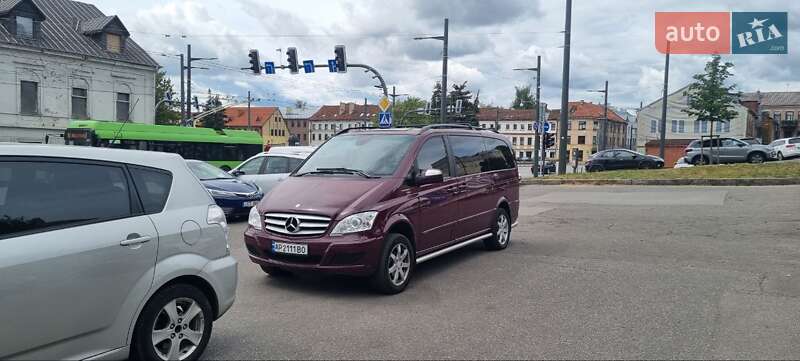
top-left (414, 18), bottom-right (449, 124)
top-left (513, 55), bottom-right (542, 177)
top-left (588, 80), bottom-right (609, 151)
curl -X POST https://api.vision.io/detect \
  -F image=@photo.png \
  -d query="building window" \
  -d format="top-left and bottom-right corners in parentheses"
top-left (679, 120), bottom-right (685, 133)
top-left (578, 136), bottom-right (586, 144)
top-left (106, 33), bottom-right (122, 53)
top-left (116, 93), bottom-right (130, 121)
top-left (512, 137), bottom-right (517, 145)
top-left (566, 136), bottom-right (571, 144)
top-left (568, 121), bottom-right (572, 130)
top-left (527, 123), bottom-right (532, 131)
top-left (527, 137), bottom-right (532, 146)
top-left (650, 119), bottom-right (657, 134)
top-left (505, 124), bottom-right (509, 130)
top-left (593, 120), bottom-right (599, 129)
top-left (578, 121), bottom-right (586, 130)
top-left (592, 135), bottom-right (597, 144)
top-left (773, 112), bottom-right (781, 122)
top-left (16, 16), bottom-right (34, 38)
top-left (787, 112), bottom-right (795, 121)
top-left (701, 120), bottom-right (708, 133)
top-left (671, 120), bottom-right (678, 133)
top-left (71, 88), bottom-right (88, 119)
top-left (513, 124), bottom-right (518, 130)
top-left (20, 81), bottom-right (38, 115)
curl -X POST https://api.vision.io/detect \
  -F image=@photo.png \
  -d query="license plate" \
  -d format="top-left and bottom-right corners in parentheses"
top-left (243, 201), bottom-right (258, 207)
top-left (272, 241), bottom-right (308, 255)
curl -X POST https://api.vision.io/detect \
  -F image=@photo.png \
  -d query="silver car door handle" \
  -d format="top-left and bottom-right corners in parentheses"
top-left (120, 235), bottom-right (152, 246)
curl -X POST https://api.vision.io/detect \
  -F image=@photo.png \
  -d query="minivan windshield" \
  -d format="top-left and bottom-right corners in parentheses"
top-left (296, 134), bottom-right (415, 177)
top-left (186, 160), bottom-right (234, 180)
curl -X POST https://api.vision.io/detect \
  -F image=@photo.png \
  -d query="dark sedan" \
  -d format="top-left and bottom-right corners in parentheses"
top-left (186, 159), bottom-right (263, 218)
top-left (585, 149), bottom-right (664, 172)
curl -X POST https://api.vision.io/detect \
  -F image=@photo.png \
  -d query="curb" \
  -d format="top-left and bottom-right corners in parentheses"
top-left (520, 178), bottom-right (800, 186)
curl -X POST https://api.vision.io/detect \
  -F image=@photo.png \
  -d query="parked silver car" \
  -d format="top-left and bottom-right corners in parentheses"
top-left (230, 146), bottom-right (314, 194)
top-left (684, 137), bottom-right (775, 165)
top-left (0, 144), bottom-right (237, 360)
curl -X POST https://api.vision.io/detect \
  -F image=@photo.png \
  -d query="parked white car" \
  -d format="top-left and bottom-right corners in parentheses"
top-left (769, 137), bottom-right (800, 160)
top-left (230, 146), bottom-right (315, 194)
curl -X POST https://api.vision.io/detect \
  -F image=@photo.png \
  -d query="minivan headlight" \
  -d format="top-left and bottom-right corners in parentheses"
top-left (248, 206), bottom-right (262, 230)
top-left (331, 211), bottom-right (378, 235)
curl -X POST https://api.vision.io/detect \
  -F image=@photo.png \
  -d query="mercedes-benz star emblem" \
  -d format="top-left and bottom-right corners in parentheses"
top-left (285, 217), bottom-right (301, 233)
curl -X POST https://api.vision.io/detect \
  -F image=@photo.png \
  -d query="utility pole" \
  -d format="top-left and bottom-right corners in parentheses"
top-left (658, 42), bottom-right (670, 159)
top-left (247, 90), bottom-right (252, 131)
top-left (185, 44), bottom-right (216, 126)
top-left (389, 86), bottom-right (408, 118)
top-left (514, 57), bottom-right (542, 176)
top-left (557, 0), bottom-right (572, 174)
top-left (540, 101), bottom-right (547, 172)
top-left (413, 18), bottom-right (448, 124)
top-left (602, 80), bottom-right (608, 150)
top-left (441, 18), bottom-right (448, 124)
top-left (179, 54), bottom-right (185, 124)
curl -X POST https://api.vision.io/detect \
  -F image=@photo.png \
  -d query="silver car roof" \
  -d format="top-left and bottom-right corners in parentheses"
top-left (0, 143), bottom-right (186, 172)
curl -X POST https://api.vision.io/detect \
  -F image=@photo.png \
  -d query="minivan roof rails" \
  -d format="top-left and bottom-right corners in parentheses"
top-left (335, 126), bottom-right (382, 135)
top-left (420, 123), bottom-right (499, 133)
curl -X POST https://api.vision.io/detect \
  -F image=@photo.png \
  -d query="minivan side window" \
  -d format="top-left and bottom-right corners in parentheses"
top-left (416, 136), bottom-right (451, 177)
top-left (129, 166), bottom-right (173, 214)
top-left (449, 135), bottom-right (487, 176)
top-left (0, 161), bottom-right (133, 237)
top-left (484, 137), bottom-right (515, 170)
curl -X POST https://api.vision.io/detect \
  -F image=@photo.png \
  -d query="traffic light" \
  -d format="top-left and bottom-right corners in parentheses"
top-left (247, 49), bottom-right (261, 74)
top-left (334, 45), bottom-right (347, 73)
top-left (193, 96), bottom-right (199, 111)
top-left (544, 133), bottom-right (555, 148)
top-left (286, 47), bottom-right (299, 74)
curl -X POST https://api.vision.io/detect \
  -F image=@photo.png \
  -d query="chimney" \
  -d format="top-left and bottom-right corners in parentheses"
top-left (339, 102), bottom-right (346, 115)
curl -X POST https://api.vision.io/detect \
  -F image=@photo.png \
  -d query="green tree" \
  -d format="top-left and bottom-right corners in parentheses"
top-left (155, 70), bottom-right (181, 125)
top-left (449, 81), bottom-right (479, 125)
top-left (430, 82), bottom-right (443, 117)
top-left (683, 55), bottom-right (739, 137)
top-left (394, 96), bottom-right (434, 126)
top-left (511, 85), bottom-right (535, 109)
top-left (200, 91), bottom-right (225, 130)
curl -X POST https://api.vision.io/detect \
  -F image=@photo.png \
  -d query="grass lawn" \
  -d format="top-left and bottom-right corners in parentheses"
top-left (552, 161), bottom-right (800, 180)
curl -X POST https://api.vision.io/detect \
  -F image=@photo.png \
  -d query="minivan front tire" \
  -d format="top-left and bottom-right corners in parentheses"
top-left (132, 284), bottom-right (213, 361)
top-left (484, 208), bottom-right (511, 251)
top-left (370, 233), bottom-right (414, 294)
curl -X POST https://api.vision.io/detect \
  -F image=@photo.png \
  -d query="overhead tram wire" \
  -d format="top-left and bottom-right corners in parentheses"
top-left (129, 29), bottom-right (563, 39)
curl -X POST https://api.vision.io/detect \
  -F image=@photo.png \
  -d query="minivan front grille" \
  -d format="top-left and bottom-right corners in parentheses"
top-left (263, 212), bottom-right (332, 236)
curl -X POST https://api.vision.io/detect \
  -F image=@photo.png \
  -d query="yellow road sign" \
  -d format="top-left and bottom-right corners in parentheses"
top-left (378, 96), bottom-right (390, 112)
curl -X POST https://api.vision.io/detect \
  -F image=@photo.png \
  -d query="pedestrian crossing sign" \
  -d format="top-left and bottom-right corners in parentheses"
top-left (379, 112), bottom-right (392, 128)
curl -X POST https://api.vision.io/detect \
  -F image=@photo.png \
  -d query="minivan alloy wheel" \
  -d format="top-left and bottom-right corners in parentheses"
top-left (388, 243), bottom-right (411, 286)
top-left (151, 297), bottom-right (205, 360)
top-left (497, 213), bottom-right (510, 246)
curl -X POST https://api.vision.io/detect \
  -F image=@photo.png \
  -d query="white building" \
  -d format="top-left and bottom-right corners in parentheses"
top-left (477, 107), bottom-right (550, 160)
top-left (636, 85), bottom-right (752, 152)
top-left (0, 0), bottom-right (158, 143)
top-left (308, 102), bottom-right (379, 146)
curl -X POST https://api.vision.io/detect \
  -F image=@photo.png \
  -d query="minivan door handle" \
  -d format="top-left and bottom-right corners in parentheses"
top-left (120, 234), bottom-right (152, 247)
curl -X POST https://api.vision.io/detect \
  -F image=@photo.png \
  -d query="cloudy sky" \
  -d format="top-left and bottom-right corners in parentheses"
top-left (95, 0), bottom-right (798, 111)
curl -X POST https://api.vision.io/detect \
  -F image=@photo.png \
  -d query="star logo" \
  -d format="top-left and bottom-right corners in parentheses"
top-left (748, 18), bottom-right (768, 29)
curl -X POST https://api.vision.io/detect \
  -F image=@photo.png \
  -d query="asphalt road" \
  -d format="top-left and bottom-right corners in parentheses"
top-left (204, 185), bottom-right (800, 360)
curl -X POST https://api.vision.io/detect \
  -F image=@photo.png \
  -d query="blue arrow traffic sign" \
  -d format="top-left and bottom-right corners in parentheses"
top-left (533, 121), bottom-right (540, 131)
top-left (303, 60), bottom-right (315, 73)
top-left (378, 112), bottom-right (393, 128)
top-left (542, 122), bottom-right (551, 133)
top-left (264, 61), bottom-right (275, 74)
top-left (327, 59), bottom-right (337, 73)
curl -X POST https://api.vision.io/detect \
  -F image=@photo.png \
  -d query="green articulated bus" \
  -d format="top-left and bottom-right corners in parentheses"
top-left (64, 120), bottom-right (263, 170)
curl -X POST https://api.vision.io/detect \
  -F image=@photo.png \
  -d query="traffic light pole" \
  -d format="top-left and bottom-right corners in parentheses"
top-left (557, 0), bottom-right (572, 175)
top-left (532, 56), bottom-right (541, 177)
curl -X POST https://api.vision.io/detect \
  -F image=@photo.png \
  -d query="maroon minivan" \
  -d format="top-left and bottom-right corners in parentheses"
top-left (244, 124), bottom-right (519, 293)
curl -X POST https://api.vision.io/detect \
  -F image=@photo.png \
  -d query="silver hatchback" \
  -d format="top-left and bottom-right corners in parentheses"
top-left (0, 144), bottom-right (237, 360)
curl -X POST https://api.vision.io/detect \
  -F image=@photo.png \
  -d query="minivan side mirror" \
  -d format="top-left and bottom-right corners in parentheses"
top-left (415, 169), bottom-right (444, 186)
top-left (230, 170), bottom-right (245, 177)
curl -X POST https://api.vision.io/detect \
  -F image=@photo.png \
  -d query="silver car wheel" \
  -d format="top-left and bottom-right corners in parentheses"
top-left (388, 243), bottom-right (411, 287)
top-left (151, 297), bottom-right (205, 361)
top-left (497, 213), bottom-right (510, 246)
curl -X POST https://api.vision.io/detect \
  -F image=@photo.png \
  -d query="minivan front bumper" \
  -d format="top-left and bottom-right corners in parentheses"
top-left (243, 227), bottom-right (383, 276)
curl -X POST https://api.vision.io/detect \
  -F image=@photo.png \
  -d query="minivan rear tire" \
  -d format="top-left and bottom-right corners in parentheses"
top-left (370, 233), bottom-right (414, 294)
top-left (132, 284), bottom-right (213, 361)
top-left (484, 208), bottom-right (511, 251)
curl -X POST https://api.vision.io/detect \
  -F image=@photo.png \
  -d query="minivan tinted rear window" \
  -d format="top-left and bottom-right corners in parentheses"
top-left (0, 161), bottom-right (132, 237)
top-left (450, 135), bottom-right (486, 176)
